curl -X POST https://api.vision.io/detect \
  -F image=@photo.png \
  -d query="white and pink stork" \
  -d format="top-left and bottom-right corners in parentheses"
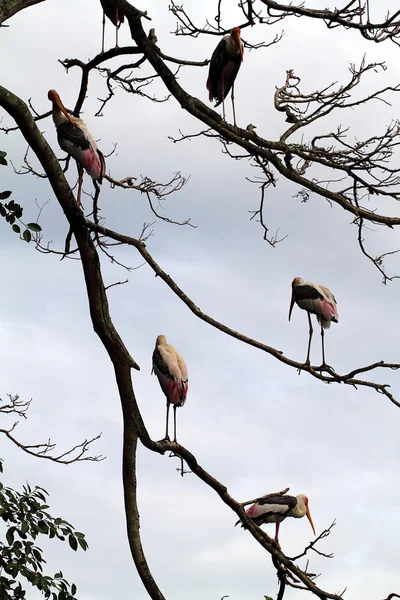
top-left (48, 90), bottom-right (105, 208)
top-left (152, 335), bottom-right (188, 443)
top-left (100, 0), bottom-right (125, 54)
top-left (237, 492), bottom-right (316, 545)
top-left (289, 277), bottom-right (338, 368)
top-left (206, 27), bottom-right (244, 127)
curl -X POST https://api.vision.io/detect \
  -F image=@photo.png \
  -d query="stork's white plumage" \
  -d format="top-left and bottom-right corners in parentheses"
top-left (289, 277), bottom-right (338, 368)
top-left (152, 335), bottom-right (188, 442)
top-left (236, 493), bottom-right (316, 545)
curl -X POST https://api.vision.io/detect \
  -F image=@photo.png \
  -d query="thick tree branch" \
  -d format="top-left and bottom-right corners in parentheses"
top-left (0, 0), bottom-right (44, 24)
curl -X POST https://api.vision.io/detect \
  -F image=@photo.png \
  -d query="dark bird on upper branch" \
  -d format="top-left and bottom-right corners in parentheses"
top-left (152, 335), bottom-right (188, 443)
top-left (100, 0), bottom-right (125, 54)
top-left (206, 27), bottom-right (244, 127)
top-left (236, 493), bottom-right (316, 545)
top-left (289, 277), bottom-right (338, 368)
top-left (48, 89), bottom-right (105, 208)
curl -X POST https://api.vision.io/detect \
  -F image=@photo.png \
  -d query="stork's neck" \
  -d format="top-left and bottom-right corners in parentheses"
top-left (51, 106), bottom-right (70, 127)
top-left (290, 501), bottom-right (306, 519)
top-left (225, 34), bottom-right (241, 57)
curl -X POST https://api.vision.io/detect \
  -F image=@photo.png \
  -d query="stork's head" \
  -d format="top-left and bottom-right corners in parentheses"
top-left (231, 27), bottom-right (244, 61)
top-left (48, 89), bottom-right (75, 125)
top-left (296, 494), bottom-right (316, 536)
top-left (289, 277), bottom-right (304, 320)
top-left (156, 334), bottom-right (167, 347)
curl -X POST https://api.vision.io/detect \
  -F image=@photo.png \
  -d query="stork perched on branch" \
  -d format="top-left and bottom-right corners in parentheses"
top-left (289, 277), bottom-right (338, 368)
top-left (236, 492), bottom-right (316, 545)
top-left (152, 335), bottom-right (188, 443)
top-left (206, 27), bottom-right (244, 126)
top-left (48, 90), bottom-right (105, 208)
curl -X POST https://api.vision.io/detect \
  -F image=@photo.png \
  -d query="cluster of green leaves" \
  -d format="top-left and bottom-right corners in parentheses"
top-left (0, 151), bottom-right (42, 242)
top-left (0, 459), bottom-right (88, 600)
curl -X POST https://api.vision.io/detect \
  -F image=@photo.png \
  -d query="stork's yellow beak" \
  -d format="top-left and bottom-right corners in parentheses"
top-left (306, 506), bottom-right (316, 536)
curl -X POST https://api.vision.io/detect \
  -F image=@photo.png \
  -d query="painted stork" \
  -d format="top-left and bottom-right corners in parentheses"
top-left (48, 90), bottom-right (105, 207)
top-left (289, 277), bottom-right (338, 368)
top-left (100, 0), bottom-right (125, 54)
top-left (152, 335), bottom-right (188, 443)
top-left (206, 27), bottom-right (244, 126)
top-left (236, 493), bottom-right (316, 545)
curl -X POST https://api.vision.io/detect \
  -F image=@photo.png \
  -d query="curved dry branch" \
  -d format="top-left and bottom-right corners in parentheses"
top-left (84, 218), bottom-right (400, 407)
top-left (257, 0), bottom-right (400, 44)
top-left (0, 394), bottom-right (104, 463)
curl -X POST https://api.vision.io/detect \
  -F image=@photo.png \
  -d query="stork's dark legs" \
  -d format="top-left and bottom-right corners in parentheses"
top-left (274, 521), bottom-right (281, 545)
top-left (173, 405), bottom-right (178, 443)
top-left (317, 322), bottom-right (334, 371)
top-left (320, 322), bottom-right (326, 367)
top-left (221, 72), bottom-right (226, 122)
top-left (231, 81), bottom-right (237, 127)
top-left (101, 11), bottom-right (106, 54)
top-left (115, 9), bottom-right (120, 48)
top-left (305, 311), bottom-right (313, 365)
top-left (164, 401), bottom-right (171, 441)
top-left (76, 164), bottom-right (84, 208)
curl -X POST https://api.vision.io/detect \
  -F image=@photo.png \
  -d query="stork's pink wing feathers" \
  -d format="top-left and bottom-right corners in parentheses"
top-left (74, 120), bottom-right (104, 180)
top-left (153, 343), bottom-right (188, 407)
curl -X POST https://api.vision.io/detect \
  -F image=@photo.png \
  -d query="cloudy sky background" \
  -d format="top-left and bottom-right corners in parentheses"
top-left (1, 1), bottom-right (400, 599)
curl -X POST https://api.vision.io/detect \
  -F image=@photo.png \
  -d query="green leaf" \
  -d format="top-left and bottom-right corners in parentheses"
top-left (71, 583), bottom-right (77, 596)
top-left (6, 526), bottom-right (15, 545)
top-left (27, 222), bottom-right (42, 232)
top-left (0, 157), bottom-right (7, 166)
top-left (20, 521), bottom-right (29, 534)
top-left (22, 230), bottom-right (31, 243)
top-left (12, 224), bottom-right (21, 233)
top-left (68, 535), bottom-right (78, 551)
top-left (0, 151), bottom-right (6, 159)
top-left (0, 191), bottom-right (12, 200)
top-left (77, 537), bottom-right (88, 551)
top-left (32, 548), bottom-right (42, 562)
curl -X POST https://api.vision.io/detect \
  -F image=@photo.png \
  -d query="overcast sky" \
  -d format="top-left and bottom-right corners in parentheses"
top-left (1, 1), bottom-right (400, 599)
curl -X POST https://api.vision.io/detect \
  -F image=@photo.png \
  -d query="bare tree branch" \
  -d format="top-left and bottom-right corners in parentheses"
top-left (0, 394), bottom-right (104, 463)
top-left (0, 0), bottom-right (45, 25)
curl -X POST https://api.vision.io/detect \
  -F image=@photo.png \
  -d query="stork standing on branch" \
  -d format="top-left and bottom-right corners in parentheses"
top-left (48, 90), bottom-right (105, 208)
top-left (152, 335), bottom-right (188, 443)
top-left (289, 277), bottom-right (338, 368)
top-left (206, 27), bottom-right (244, 127)
top-left (100, 0), bottom-right (125, 54)
top-left (236, 493), bottom-right (316, 545)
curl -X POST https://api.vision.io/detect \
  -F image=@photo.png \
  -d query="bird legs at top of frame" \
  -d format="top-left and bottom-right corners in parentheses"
top-left (101, 8), bottom-right (121, 54)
